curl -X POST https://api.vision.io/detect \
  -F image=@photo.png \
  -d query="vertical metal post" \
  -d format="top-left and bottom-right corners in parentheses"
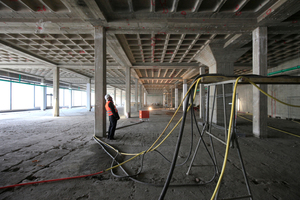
top-left (222, 84), bottom-right (228, 141)
top-left (209, 86), bottom-right (219, 175)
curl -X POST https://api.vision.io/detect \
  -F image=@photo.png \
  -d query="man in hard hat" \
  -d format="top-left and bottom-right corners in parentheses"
top-left (105, 94), bottom-right (120, 140)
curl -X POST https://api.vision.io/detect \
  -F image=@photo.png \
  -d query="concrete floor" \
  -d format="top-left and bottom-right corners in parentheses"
top-left (0, 107), bottom-right (300, 200)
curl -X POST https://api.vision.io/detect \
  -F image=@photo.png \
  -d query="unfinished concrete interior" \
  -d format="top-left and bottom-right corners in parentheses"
top-left (1, 0), bottom-right (300, 199)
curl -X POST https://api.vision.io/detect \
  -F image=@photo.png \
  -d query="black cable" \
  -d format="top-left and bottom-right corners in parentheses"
top-left (159, 75), bottom-right (224, 199)
top-left (158, 83), bottom-right (192, 200)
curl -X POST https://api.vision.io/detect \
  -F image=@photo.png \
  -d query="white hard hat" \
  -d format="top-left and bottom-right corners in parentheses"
top-left (105, 94), bottom-right (111, 101)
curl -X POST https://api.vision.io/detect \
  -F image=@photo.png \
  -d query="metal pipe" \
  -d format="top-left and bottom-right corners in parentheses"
top-left (268, 65), bottom-right (300, 76)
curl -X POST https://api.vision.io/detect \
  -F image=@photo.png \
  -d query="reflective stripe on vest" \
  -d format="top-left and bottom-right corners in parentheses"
top-left (105, 101), bottom-right (118, 116)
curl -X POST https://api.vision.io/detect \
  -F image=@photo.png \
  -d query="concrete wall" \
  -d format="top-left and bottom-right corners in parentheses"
top-left (237, 57), bottom-right (300, 119)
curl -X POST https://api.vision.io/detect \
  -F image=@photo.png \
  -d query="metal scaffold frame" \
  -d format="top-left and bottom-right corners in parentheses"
top-left (186, 79), bottom-right (253, 200)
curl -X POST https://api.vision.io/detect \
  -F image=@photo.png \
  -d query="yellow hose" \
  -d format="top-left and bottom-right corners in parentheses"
top-left (211, 75), bottom-right (300, 199)
top-left (94, 77), bottom-right (202, 174)
top-left (210, 77), bottom-right (242, 200)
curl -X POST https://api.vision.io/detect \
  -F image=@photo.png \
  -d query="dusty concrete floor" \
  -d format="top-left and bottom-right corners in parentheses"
top-left (0, 107), bottom-right (300, 200)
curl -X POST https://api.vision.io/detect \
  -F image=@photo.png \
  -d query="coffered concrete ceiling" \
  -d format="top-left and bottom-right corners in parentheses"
top-left (0, 0), bottom-right (299, 94)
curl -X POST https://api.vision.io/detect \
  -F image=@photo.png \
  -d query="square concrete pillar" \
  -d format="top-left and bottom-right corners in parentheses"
top-left (41, 78), bottom-right (47, 111)
top-left (253, 27), bottom-right (268, 138)
top-left (199, 67), bottom-right (205, 119)
top-left (175, 84), bottom-right (178, 109)
top-left (171, 88), bottom-right (173, 108)
top-left (113, 87), bottom-right (116, 105)
top-left (53, 67), bottom-right (59, 117)
top-left (135, 79), bottom-right (138, 111)
top-left (144, 92), bottom-right (147, 106)
top-left (210, 62), bottom-right (234, 126)
top-left (125, 67), bottom-right (131, 118)
top-left (140, 85), bottom-right (143, 109)
top-left (94, 26), bottom-right (106, 138)
top-left (120, 90), bottom-right (122, 106)
top-left (86, 79), bottom-right (91, 111)
top-left (69, 84), bottom-right (72, 109)
top-left (183, 79), bottom-right (187, 111)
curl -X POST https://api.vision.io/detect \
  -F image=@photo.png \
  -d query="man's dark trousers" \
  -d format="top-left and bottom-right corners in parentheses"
top-left (108, 116), bottom-right (117, 139)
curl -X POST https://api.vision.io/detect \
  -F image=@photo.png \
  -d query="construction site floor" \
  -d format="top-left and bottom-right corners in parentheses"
top-left (0, 107), bottom-right (300, 200)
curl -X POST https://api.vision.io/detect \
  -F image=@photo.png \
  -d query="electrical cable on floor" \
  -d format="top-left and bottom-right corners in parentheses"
top-left (94, 136), bottom-right (214, 187)
top-left (4, 74), bottom-right (299, 197)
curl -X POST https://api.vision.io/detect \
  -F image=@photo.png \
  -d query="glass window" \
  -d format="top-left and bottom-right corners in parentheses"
top-left (59, 89), bottom-right (64, 107)
top-left (35, 85), bottom-right (43, 108)
top-left (47, 87), bottom-right (53, 107)
top-left (91, 92), bottom-right (95, 106)
top-left (0, 80), bottom-right (11, 110)
top-left (12, 82), bottom-right (34, 109)
top-left (73, 90), bottom-right (81, 106)
top-left (82, 91), bottom-right (87, 106)
top-left (65, 89), bottom-right (71, 107)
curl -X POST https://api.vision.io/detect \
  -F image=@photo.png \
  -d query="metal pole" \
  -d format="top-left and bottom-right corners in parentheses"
top-left (209, 86), bottom-right (219, 175)
top-left (222, 84), bottom-right (228, 141)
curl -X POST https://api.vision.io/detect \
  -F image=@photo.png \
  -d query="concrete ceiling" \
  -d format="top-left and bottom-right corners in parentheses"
top-left (0, 0), bottom-right (299, 94)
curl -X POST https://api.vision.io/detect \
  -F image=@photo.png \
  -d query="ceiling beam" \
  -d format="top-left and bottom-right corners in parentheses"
top-left (0, 42), bottom-right (56, 67)
top-left (61, 68), bottom-right (92, 79)
top-left (140, 77), bottom-right (182, 80)
top-left (258, 0), bottom-right (300, 24)
top-left (0, 68), bottom-right (43, 79)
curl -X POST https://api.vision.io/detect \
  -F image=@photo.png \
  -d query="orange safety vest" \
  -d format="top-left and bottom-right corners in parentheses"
top-left (105, 101), bottom-right (118, 116)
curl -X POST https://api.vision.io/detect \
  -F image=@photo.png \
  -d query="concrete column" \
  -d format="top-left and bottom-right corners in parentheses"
top-left (53, 67), bottom-right (59, 117)
top-left (144, 92), bottom-right (147, 106)
top-left (94, 26), bottom-right (106, 137)
top-left (9, 80), bottom-right (12, 110)
top-left (194, 43), bottom-right (248, 126)
top-left (113, 87), bottom-right (116, 105)
top-left (166, 90), bottom-right (169, 108)
top-left (171, 88), bottom-right (173, 108)
top-left (135, 79), bottom-right (138, 111)
top-left (140, 85), bottom-right (143, 109)
top-left (175, 84), bottom-right (178, 109)
top-left (125, 67), bottom-right (131, 118)
top-left (86, 79), bottom-right (91, 111)
top-left (183, 79), bottom-right (187, 111)
top-left (199, 67), bottom-right (205, 119)
top-left (41, 79), bottom-right (47, 111)
top-left (69, 84), bottom-right (72, 109)
top-left (253, 27), bottom-right (268, 138)
top-left (120, 90), bottom-right (122, 106)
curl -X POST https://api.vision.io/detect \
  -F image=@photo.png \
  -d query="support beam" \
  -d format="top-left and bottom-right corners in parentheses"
top-left (144, 92), bottom-right (147, 106)
top-left (252, 27), bottom-right (268, 138)
top-left (114, 87), bottom-right (117, 104)
top-left (69, 84), bottom-right (72, 109)
top-left (86, 79), bottom-right (91, 111)
top-left (120, 90), bottom-right (123, 106)
top-left (53, 67), bottom-right (59, 117)
top-left (94, 26), bottom-right (106, 138)
top-left (140, 84), bottom-right (143, 109)
top-left (199, 67), bottom-right (205, 119)
top-left (135, 79), bottom-right (138, 112)
top-left (41, 79), bottom-right (47, 111)
top-left (175, 83), bottom-right (178, 109)
top-left (125, 67), bottom-right (131, 118)
top-left (183, 79), bottom-right (187, 111)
